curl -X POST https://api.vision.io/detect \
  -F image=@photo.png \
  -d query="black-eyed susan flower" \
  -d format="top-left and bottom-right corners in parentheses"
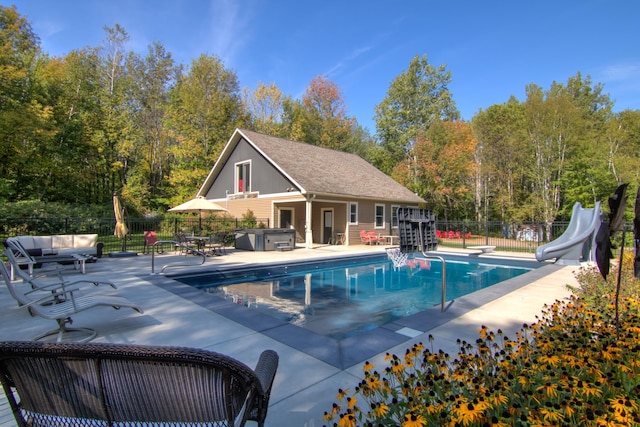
top-left (337, 412), bottom-right (356, 427)
top-left (401, 412), bottom-right (426, 427)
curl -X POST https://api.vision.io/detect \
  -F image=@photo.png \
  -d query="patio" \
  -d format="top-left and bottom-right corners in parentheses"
top-left (0, 245), bottom-right (578, 427)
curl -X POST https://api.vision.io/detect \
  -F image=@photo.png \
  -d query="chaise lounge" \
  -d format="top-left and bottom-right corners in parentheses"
top-left (0, 341), bottom-right (279, 427)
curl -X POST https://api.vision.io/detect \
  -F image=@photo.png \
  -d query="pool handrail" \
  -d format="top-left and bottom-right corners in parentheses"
top-left (151, 240), bottom-right (206, 274)
top-left (417, 221), bottom-right (448, 312)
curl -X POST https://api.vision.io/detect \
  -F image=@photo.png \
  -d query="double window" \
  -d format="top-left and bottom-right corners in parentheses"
top-left (236, 161), bottom-right (251, 193)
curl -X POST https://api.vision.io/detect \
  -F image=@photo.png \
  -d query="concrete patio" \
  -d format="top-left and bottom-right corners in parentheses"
top-left (0, 244), bottom-right (579, 427)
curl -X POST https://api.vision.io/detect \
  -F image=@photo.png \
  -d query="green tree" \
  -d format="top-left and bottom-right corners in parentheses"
top-left (166, 54), bottom-right (246, 204)
top-left (374, 54), bottom-right (459, 174)
top-left (472, 98), bottom-right (527, 222)
top-left (123, 41), bottom-right (176, 213)
top-left (0, 5), bottom-right (43, 201)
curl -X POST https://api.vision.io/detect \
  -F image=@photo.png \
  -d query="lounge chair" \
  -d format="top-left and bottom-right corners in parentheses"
top-left (0, 260), bottom-right (143, 342)
top-left (4, 249), bottom-right (116, 298)
top-left (0, 341), bottom-right (279, 427)
top-left (360, 230), bottom-right (382, 245)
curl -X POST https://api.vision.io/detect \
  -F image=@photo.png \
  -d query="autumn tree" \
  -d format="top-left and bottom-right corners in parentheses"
top-left (281, 75), bottom-right (356, 150)
top-left (374, 54), bottom-right (459, 174)
top-left (242, 81), bottom-right (285, 136)
top-left (394, 121), bottom-right (476, 220)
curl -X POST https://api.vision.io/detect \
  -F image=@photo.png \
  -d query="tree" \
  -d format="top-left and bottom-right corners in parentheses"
top-left (166, 54), bottom-right (246, 204)
top-left (374, 54), bottom-right (459, 174)
top-left (123, 41), bottom-right (176, 212)
top-left (282, 75), bottom-right (356, 150)
top-left (472, 98), bottom-right (527, 222)
top-left (0, 5), bottom-right (42, 200)
top-left (242, 81), bottom-right (285, 136)
top-left (394, 121), bottom-right (476, 221)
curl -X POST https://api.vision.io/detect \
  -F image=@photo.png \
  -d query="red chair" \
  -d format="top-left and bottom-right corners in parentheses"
top-left (367, 231), bottom-right (386, 245)
top-left (447, 231), bottom-right (455, 239)
top-left (143, 231), bottom-right (163, 254)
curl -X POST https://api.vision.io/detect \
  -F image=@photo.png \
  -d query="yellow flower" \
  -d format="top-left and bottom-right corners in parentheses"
top-left (540, 408), bottom-right (564, 423)
top-left (337, 412), bottom-right (356, 427)
top-left (336, 388), bottom-right (349, 400)
top-left (402, 412), bottom-right (427, 427)
top-left (373, 402), bottom-right (389, 417)
top-left (346, 396), bottom-right (357, 409)
top-left (392, 362), bottom-right (405, 374)
top-left (363, 361), bottom-right (375, 372)
top-left (366, 375), bottom-right (381, 390)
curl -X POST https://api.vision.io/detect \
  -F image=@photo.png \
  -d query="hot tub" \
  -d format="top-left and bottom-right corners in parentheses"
top-left (234, 228), bottom-right (296, 251)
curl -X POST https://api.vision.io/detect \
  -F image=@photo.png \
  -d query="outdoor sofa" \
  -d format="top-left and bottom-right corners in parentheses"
top-left (8, 234), bottom-right (103, 257)
top-left (0, 341), bottom-right (279, 427)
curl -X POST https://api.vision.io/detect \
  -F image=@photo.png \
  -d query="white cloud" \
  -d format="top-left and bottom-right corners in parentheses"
top-left (600, 62), bottom-right (640, 82)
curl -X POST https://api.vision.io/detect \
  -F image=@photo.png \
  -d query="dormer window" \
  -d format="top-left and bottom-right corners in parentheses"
top-left (236, 161), bottom-right (251, 193)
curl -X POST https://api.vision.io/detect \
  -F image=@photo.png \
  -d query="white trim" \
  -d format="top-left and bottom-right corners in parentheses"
top-left (234, 160), bottom-right (252, 194)
top-left (374, 203), bottom-right (385, 229)
top-left (321, 208), bottom-right (334, 244)
top-left (348, 202), bottom-right (358, 225)
top-left (391, 205), bottom-right (400, 229)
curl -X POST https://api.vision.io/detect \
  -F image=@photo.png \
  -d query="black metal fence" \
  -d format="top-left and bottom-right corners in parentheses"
top-left (435, 220), bottom-right (569, 253)
top-left (1, 216), bottom-right (270, 255)
top-left (2, 216), bottom-right (632, 255)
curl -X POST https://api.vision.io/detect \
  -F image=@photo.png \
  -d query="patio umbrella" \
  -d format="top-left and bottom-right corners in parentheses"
top-left (168, 197), bottom-right (227, 232)
top-left (113, 194), bottom-right (128, 240)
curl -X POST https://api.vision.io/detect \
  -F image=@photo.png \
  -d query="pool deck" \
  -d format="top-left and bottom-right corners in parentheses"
top-left (0, 244), bottom-right (580, 427)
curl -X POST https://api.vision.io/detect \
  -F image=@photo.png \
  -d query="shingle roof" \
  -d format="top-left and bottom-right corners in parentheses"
top-left (237, 129), bottom-right (425, 204)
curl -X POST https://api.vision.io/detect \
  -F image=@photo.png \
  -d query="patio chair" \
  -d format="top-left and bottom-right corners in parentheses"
top-left (0, 260), bottom-right (143, 342)
top-left (360, 230), bottom-right (375, 244)
top-left (143, 230), bottom-right (163, 254)
top-left (366, 231), bottom-right (385, 245)
top-left (0, 341), bottom-right (279, 427)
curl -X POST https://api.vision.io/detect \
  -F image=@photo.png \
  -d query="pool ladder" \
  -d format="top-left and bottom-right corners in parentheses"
top-left (150, 240), bottom-right (206, 274)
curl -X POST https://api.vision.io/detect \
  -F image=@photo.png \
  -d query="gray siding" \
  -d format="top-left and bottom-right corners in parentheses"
top-left (204, 138), bottom-right (296, 199)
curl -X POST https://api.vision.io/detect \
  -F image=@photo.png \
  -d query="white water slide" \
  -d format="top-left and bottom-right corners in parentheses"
top-left (535, 201), bottom-right (602, 266)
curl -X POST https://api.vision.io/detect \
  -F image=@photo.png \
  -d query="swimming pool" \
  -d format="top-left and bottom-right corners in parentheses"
top-left (175, 254), bottom-right (539, 340)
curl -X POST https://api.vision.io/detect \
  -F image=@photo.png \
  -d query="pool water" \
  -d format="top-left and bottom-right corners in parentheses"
top-left (176, 255), bottom-right (536, 340)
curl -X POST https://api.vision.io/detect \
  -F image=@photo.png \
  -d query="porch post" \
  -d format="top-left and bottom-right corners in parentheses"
top-left (305, 195), bottom-right (313, 249)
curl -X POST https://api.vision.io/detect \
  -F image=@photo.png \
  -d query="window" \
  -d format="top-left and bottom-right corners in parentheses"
top-left (391, 205), bottom-right (399, 229)
top-left (236, 161), bottom-right (251, 193)
top-left (375, 204), bottom-right (385, 228)
top-left (349, 202), bottom-right (358, 224)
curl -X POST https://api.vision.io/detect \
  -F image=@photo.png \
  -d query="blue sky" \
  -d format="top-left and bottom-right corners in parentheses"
top-left (4, 0), bottom-right (639, 132)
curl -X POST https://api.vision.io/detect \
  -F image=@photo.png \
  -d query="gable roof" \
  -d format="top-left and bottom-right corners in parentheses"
top-left (198, 128), bottom-right (425, 204)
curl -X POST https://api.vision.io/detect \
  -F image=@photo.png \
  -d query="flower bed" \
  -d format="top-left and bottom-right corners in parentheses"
top-left (323, 261), bottom-right (640, 426)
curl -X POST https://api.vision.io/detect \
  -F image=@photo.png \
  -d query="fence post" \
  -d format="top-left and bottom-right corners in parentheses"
top-left (65, 218), bottom-right (69, 234)
top-left (485, 219), bottom-right (489, 246)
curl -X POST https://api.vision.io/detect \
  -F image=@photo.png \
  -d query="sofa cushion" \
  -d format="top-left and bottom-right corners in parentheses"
top-left (52, 235), bottom-right (74, 250)
top-left (14, 236), bottom-right (37, 250)
top-left (31, 236), bottom-right (53, 251)
top-left (73, 234), bottom-right (98, 248)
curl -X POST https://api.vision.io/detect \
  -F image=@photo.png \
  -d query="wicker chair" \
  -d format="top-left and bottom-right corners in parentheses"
top-left (0, 341), bottom-right (279, 427)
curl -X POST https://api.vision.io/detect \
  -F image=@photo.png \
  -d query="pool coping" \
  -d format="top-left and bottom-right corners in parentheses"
top-left (147, 253), bottom-right (562, 369)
